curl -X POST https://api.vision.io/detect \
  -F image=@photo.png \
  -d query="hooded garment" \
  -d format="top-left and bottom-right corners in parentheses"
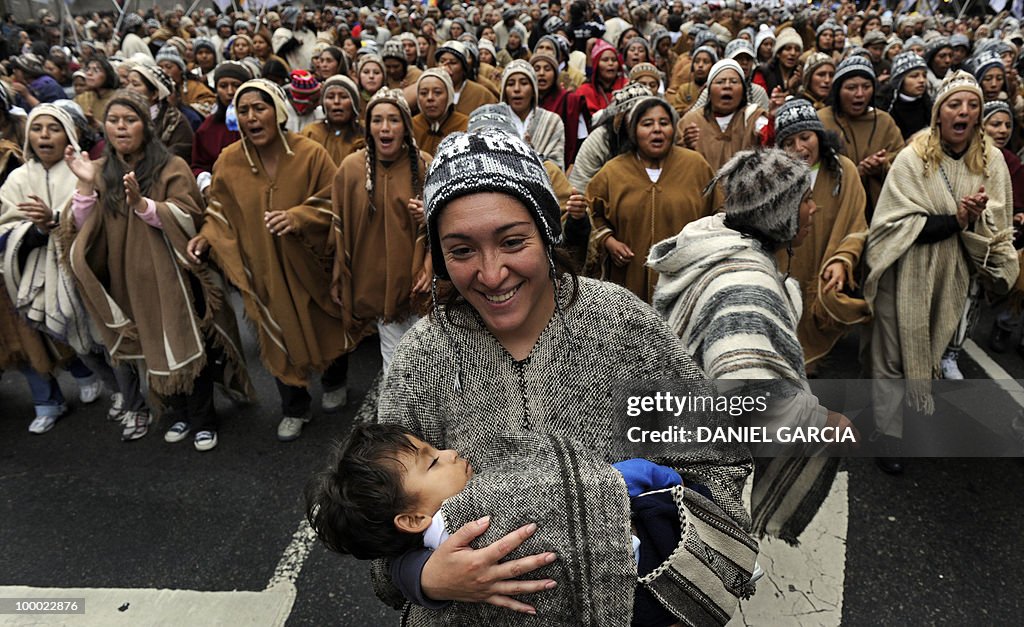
top-left (0, 105), bottom-right (92, 373)
top-left (410, 68), bottom-right (468, 156)
top-left (201, 131), bottom-right (349, 388)
top-left (533, 53), bottom-right (590, 167)
top-left (499, 60), bottom-right (566, 169)
top-left (65, 146), bottom-right (252, 398)
top-left (575, 40), bottom-right (627, 115)
top-left (647, 213), bottom-right (840, 544)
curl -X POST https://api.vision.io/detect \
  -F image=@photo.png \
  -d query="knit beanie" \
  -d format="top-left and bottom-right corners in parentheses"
top-left (773, 27), bottom-right (803, 57)
top-left (416, 68), bottom-right (455, 116)
top-left (193, 38), bottom-right (217, 57)
top-left (536, 34), bottom-right (568, 63)
top-left (774, 98), bottom-right (826, 147)
top-left (213, 61), bottom-right (253, 86)
top-left (816, 21), bottom-right (837, 37)
top-left (289, 69), bottom-right (321, 114)
top-left (590, 39), bottom-right (618, 67)
top-left (424, 129), bottom-right (562, 279)
top-left (693, 30), bottom-right (720, 52)
top-left (364, 88), bottom-right (414, 142)
top-left (802, 52), bottom-right (836, 88)
top-left (467, 103), bottom-right (520, 137)
top-left (155, 45), bottom-right (186, 73)
top-left (625, 36), bottom-right (652, 57)
top-left (629, 62), bottom-right (661, 85)
top-left (754, 24), bottom-right (775, 54)
top-left (382, 39), bottom-right (408, 67)
top-left (904, 36), bottom-right (926, 51)
top-left (970, 51), bottom-right (1005, 84)
top-left (983, 99), bottom-right (1013, 126)
top-left (706, 59), bottom-right (744, 87)
top-left (123, 13), bottom-right (145, 33)
top-left (715, 148), bottom-right (811, 245)
top-left (884, 37), bottom-right (904, 59)
top-left (479, 38), bottom-right (497, 60)
top-left (234, 78), bottom-right (290, 127)
top-left (831, 56), bottom-right (876, 106)
top-left (357, 55), bottom-right (387, 80)
top-left (435, 40), bottom-right (473, 80)
top-left (691, 45), bottom-right (719, 66)
top-left (725, 39), bottom-right (755, 61)
top-left (322, 74), bottom-right (361, 120)
top-left (923, 37), bottom-right (952, 68)
top-left (234, 19), bottom-right (249, 33)
top-left (950, 33), bottom-right (971, 51)
top-left (931, 70), bottom-right (983, 128)
top-left (500, 60), bottom-right (539, 109)
top-left (24, 103), bottom-right (80, 159)
top-left (530, 52), bottom-right (560, 82)
top-left (10, 53), bottom-right (46, 77)
top-left (594, 80), bottom-right (653, 128)
top-left (626, 96), bottom-right (678, 145)
top-left (862, 30), bottom-right (887, 48)
top-left (130, 63), bottom-right (173, 101)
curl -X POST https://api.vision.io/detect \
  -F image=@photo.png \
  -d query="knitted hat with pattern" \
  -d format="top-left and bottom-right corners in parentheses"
top-left (467, 103), bottom-right (520, 137)
top-left (816, 21), bottom-right (837, 37)
top-left (774, 98), bottom-right (826, 147)
top-left (715, 148), bottom-right (811, 245)
top-left (629, 62), bottom-right (661, 84)
top-left (904, 36), bottom-right (926, 50)
top-left (923, 37), bottom-right (952, 68)
top-left (890, 51), bottom-right (927, 85)
top-left (365, 88), bottom-right (414, 140)
top-left (725, 39), bottom-right (755, 60)
top-left (931, 70), bottom-right (983, 128)
top-left (322, 74), bottom-right (361, 119)
top-left (382, 39), bottom-right (407, 66)
top-left (424, 129), bottom-right (562, 279)
top-left (950, 34), bottom-right (971, 50)
top-left (130, 63), bottom-right (174, 101)
top-left (289, 69), bottom-right (320, 114)
top-left (983, 99), bottom-right (1013, 126)
top-left (830, 55), bottom-right (875, 108)
top-left (436, 40), bottom-right (472, 78)
top-left (500, 60), bottom-right (539, 109)
top-left (155, 45), bottom-right (186, 72)
top-left (193, 38), bottom-right (217, 57)
top-left (862, 30), bottom-right (887, 47)
top-left (970, 51), bottom-right (1005, 84)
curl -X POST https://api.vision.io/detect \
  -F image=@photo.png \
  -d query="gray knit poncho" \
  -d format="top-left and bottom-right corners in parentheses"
top-left (373, 277), bottom-right (757, 626)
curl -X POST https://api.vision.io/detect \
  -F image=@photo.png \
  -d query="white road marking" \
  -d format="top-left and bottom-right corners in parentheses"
top-left (728, 471), bottom-right (849, 627)
top-left (0, 520), bottom-right (316, 626)
top-left (963, 339), bottom-right (1024, 406)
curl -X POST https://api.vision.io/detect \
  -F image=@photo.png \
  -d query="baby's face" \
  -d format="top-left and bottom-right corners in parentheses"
top-left (398, 436), bottom-right (474, 516)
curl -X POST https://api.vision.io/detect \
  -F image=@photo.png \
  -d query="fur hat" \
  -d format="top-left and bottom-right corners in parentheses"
top-left (774, 98), bottom-right (825, 147)
top-left (714, 148), bottom-right (811, 245)
top-left (424, 129), bottom-right (562, 279)
top-left (500, 60), bottom-right (538, 110)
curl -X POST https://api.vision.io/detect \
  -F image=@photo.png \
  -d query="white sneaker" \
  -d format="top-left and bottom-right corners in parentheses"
top-left (322, 387), bottom-right (348, 412)
top-left (194, 430), bottom-right (218, 451)
top-left (277, 416), bottom-right (308, 442)
top-left (164, 421), bottom-right (192, 443)
top-left (28, 405), bottom-right (67, 434)
top-left (940, 351), bottom-right (964, 380)
top-left (107, 393), bottom-right (125, 421)
top-left (78, 379), bottom-right (104, 404)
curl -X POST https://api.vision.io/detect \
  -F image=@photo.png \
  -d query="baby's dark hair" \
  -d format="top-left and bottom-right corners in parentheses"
top-left (304, 422), bottom-right (425, 560)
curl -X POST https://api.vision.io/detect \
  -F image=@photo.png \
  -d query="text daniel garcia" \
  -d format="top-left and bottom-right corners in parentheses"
top-left (626, 425), bottom-right (857, 444)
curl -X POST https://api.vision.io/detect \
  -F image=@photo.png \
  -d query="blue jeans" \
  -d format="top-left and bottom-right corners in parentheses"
top-left (19, 368), bottom-right (65, 417)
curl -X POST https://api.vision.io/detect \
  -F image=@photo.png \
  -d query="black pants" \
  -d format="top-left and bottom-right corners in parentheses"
top-left (274, 354), bottom-right (349, 417)
top-left (159, 345), bottom-right (221, 432)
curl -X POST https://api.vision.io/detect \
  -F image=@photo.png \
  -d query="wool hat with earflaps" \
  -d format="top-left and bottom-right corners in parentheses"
top-left (774, 98), bottom-right (826, 146)
top-left (233, 78), bottom-right (295, 173)
top-left (424, 129), bottom-right (562, 280)
top-left (706, 147), bottom-right (811, 246)
top-left (930, 70), bottom-right (983, 128)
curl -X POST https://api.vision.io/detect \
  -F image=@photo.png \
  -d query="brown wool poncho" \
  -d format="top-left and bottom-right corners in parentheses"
top-left (201, 133), bottom-right (350, 388)
top-left (299, 121), bottom-right (366, 168)
top-left (331, 146), bottom-right (431, 343)
top-left (66, 156), bottom-right (251, 398)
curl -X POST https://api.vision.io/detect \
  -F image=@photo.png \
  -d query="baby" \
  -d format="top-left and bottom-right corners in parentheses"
top-left (305, 423), bottom-right (703, 626)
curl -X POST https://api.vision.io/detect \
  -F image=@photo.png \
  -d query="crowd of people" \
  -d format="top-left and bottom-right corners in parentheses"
top-left (2, 0), bottom-right (1022, 623)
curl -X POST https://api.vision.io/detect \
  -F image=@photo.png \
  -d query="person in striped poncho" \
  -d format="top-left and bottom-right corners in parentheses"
top-left (648, 148), bottom-right (853, 544)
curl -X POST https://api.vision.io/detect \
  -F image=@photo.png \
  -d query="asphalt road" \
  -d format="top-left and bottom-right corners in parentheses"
top-left (2, 300), bottom-right (1023, 626)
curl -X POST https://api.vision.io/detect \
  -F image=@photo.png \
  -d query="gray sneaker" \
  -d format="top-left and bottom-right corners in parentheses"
top-left (322, 387), bottom-right (348, 412)
top-left (277, 415), bottom-right (309, 442)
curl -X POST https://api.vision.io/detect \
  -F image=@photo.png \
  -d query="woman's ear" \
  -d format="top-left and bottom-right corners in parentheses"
top-left (394, 511), bottom-right (433, 534)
